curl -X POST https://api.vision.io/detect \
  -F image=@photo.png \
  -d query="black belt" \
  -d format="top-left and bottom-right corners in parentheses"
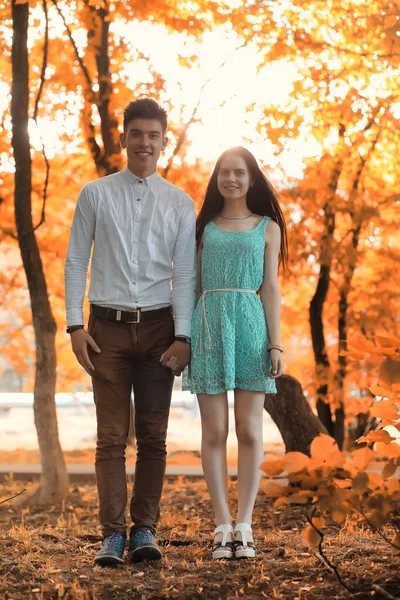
top-left (90, 304), bottom-right (172, 324)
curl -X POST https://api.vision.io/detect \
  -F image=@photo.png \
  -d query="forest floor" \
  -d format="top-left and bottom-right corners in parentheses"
top-left (0, 470), bottom-right (399, 600)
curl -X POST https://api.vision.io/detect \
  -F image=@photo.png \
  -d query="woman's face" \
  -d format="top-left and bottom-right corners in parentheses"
top-left (217, 154), bottom-right (252, 201)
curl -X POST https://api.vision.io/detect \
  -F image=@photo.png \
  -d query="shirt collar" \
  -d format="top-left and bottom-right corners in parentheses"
top-left (122, 167), bottom-right (159, 188)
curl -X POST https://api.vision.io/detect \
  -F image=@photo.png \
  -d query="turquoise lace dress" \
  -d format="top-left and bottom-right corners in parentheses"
top-left (182, 216), bottom-right (277, 395)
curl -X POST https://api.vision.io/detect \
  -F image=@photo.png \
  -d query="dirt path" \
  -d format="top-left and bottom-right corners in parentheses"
top-left (0, 478), bottom-right (398, 599)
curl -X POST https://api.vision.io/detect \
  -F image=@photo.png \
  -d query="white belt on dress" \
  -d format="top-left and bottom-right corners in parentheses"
top-left (199, 288), bottom-right (257, 354)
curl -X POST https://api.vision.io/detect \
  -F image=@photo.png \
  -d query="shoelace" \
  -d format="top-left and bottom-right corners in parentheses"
top-left (105, 533), bottom-right (125, 551)
top-left (135, 528), bottom-right (154, 543)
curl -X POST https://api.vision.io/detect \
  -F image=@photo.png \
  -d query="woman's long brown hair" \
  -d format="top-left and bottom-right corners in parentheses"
top-left (196, 146), bottom-right (288, 271)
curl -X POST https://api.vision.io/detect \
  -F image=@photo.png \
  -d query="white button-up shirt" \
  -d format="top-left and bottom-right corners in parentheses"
top-left (65, 167), bottom-right (197, 337)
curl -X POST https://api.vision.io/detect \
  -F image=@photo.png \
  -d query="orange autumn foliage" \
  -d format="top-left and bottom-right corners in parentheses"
top-left (262, 340), bottom-right (400, 549)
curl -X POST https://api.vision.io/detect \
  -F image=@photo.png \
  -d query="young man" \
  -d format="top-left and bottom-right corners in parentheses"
top-left (65, 98), bottom-right (196, 565)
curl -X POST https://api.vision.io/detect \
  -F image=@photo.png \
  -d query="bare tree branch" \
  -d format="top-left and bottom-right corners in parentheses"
top-left (293, 34), bottom-right (400, 59)
top-left (163, 42), bottom-right (247, 178)
top-left (15, 0), bottom-right (50, 237)
top-left (371, 584), bottom-right (399, 600)
top-left (0, 488), bottom-right (26, 506)
top-left (346, 499), bottom-right (400, 551)
top-left (50, 0), bottom-right (93, 91)
top-left (27, 0), bottom-right (50, 235)
top-left (307, 507), bottom-right (354, 595)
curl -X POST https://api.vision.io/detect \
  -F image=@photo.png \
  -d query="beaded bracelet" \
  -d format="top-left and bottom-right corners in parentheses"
top-left (268, 344), bottom-right (284, 353)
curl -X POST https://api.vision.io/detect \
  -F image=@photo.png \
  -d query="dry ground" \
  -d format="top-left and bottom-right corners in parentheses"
top-left (0, 472), bottom-right (399, 600)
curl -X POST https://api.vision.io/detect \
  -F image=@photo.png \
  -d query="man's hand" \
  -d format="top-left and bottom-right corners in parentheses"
top-left (160, 340), bottom-right (190, 376)
top-left (70, 329), bottom-right (101, 375)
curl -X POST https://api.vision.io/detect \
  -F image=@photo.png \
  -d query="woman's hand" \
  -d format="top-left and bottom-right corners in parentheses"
top-left (160, 340), bottom-right (190, 376)
top-left (266, 348), bottom-right (284, 379)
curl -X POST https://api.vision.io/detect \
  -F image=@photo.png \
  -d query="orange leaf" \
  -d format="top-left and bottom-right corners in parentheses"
top-left (332, 507), bottom-right (349, 522)
top-left (367, 471), bottom-right (384, 490)
top-left (382, 460), bottom-right (397, 479)
top-left (302, 524), bottom-right (321, 550)
top-left (386, 478), bottom-right (400, 494)
top-left (375, 441), bottom-right (400, 458)
top-left (273, 497), bottom-right (288, 508)
top-left (301, 474), bottom-right (322, 489)
top-left (384, 15), bottom-right (398, 29)
top-left (375, 335), bottom-right (400, 348)
top-left (311, 516), bottom-right (326, 529)
top-left (341, 349), bottom-right (366, 360)
top-left (310, 434), bottom-right (343, 467)
top-left (347, 346), bottom-right (368, 358)
top-left (260, 458), bottom-right (284, 477)
top-left (358, 430), bottom-right (394, 444)
top-left (351, 447), bottom-right (374, 471)
top-left (333, 478), bottom-right (352, 488)
top-left (371, 400), bottom-right (398, 421)
top-left (347, 339), bottom-right (375, 353)
top-left (263, 481), bottom-right (289, 497)
top-left (367, 385), bottom-right (393, 399)
top-left (288, 493), bottom-right (310, 504)
top-left (381, 348), bottom-right (400, 357)
top-left (282, 452), bottom-right (310, 474)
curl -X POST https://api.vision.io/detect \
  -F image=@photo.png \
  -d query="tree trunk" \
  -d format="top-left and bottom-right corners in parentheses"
top-left (82, 0), bottom-right (122, 176)
top-left (264, 374), bottom-right (328, 455)
top-left (309, 260), bottom-right (334, 437)
top-left (11, 0), bottom-right (69, 504)
top-left (309, 140), bottom-right (344, 441)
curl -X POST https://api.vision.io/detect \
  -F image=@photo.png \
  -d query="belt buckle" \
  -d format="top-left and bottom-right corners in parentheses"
top-left (124, 310), bottom-right (141, 324)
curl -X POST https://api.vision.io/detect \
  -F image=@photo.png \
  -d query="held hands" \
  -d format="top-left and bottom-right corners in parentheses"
top-left (267, 348), bottom-right (284, 379)
top-left (160, 340), bottom-right (191, 377)
top-left (70, 329), bottom-right (101, 375)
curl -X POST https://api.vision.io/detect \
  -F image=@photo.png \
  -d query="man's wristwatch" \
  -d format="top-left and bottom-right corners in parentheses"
top-left (174, 336), bottom-right (191, 344)
top-left (66, 325), bottom-right (84, 334)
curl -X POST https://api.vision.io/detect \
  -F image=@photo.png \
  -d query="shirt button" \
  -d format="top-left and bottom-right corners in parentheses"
top-left (138, 180), bottom-right (143, 184)
top-left (136, 198), bottom-right (140, 201)
top-left (135, 219), bottom-right (140, 222)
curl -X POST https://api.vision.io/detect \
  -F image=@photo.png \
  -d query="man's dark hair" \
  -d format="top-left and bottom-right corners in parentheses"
top-left (123, 98), bottom-right (168, 133)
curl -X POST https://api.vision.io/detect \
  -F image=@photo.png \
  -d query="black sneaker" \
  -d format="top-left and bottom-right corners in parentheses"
top-left (94, 532), bottom-right (126, 566)
top-left (128, 527), bottom-right (162, 563)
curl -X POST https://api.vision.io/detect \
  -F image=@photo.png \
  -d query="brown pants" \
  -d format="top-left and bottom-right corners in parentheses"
top-left (88, 310), bottom-right (174, 538)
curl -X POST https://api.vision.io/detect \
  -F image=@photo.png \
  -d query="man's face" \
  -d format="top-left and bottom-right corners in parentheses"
top-left (120, 118), bottom-right (167, 176)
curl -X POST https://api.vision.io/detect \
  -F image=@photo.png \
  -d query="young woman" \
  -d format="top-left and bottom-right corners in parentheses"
top-left (171, 147), bottom-right (288, 559)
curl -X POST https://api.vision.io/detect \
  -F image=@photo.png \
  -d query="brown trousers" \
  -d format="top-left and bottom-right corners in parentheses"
top-left (88, 309), bottom-right (174, 538)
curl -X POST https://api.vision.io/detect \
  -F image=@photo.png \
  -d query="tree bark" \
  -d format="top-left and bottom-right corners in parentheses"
top-left (11, 0), bottom-right (69, 504)
top-left (264, 374), bottom-right (328, 455)
top-left (309, 259), bottom-right (334, 437)
top-left (309, 137), bottom-right (344, 443)
top-left (82, 0), bottom-right (122, 175)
